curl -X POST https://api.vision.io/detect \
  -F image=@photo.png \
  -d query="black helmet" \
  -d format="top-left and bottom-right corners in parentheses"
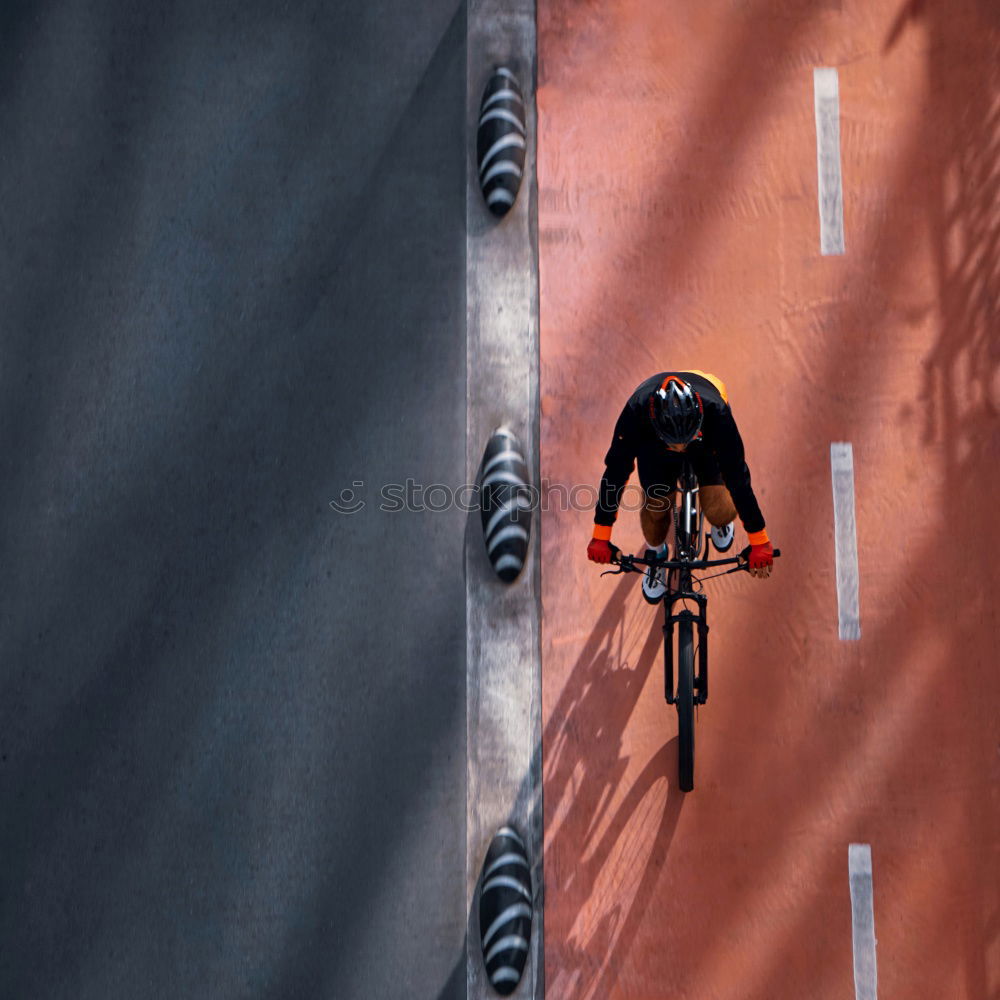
top-left (649, 376), bottom-right (703, 445)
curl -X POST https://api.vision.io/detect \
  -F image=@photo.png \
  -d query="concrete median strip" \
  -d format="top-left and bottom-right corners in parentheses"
top-left (466, 1), bottom-right (541, 997)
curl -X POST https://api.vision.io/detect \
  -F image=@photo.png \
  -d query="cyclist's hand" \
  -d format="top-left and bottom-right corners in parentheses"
top-left (587, 537), bottom-right (614, 564)
top-left (749, 541), bottom-right (774, 579)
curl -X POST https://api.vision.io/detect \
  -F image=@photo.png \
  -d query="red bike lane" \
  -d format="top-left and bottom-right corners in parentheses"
top-left (538, 2), bottom-right (1000, 997)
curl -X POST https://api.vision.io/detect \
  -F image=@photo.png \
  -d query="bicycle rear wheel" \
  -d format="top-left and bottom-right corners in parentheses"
top-left (677, 617), bottom-right (695, 791)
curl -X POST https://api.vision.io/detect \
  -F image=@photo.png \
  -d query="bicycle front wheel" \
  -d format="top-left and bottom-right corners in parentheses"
top-left (677, 617), bottom-right (695, 792)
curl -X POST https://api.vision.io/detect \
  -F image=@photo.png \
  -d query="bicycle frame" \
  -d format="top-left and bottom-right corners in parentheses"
top-left (664, 458), bottom-right (709, 706)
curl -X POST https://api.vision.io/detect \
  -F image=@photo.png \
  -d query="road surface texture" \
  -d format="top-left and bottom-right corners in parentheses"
top-left (538, 1), bottom-right (999, 998)
top-left (0, 2), bottom-right (467, 998)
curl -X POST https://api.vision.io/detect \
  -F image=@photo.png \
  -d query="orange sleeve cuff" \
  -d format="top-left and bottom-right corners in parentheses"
top-left (592, 524), bottom-right (613, 541)
top-left (747, 529), bottom-right (770, 546)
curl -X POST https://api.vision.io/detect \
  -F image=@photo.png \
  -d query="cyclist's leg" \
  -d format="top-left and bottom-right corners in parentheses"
top-left (689, 448), bottom-right (736, 526)
top-left (640, 484), bottom-right (674, 546)
top-left (637, 452), bottom-right (681, 546)
top-left (700, 485), bottom-right (736, 526)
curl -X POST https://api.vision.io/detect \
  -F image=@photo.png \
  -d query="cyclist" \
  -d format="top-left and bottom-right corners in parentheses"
top-left (585, 371), bottom-right (774, 600)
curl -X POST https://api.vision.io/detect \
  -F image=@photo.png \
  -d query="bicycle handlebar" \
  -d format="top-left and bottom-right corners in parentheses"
top-left (605, 544), bottom-right (782, 575)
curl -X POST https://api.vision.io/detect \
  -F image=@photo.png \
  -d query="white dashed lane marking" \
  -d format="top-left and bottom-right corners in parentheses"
top-left (814, 67), bottom-right (846, 256)
top-left (849, 844), bottom-right (879, 1000)
top-left (831, 442), bottom-right (861, 640)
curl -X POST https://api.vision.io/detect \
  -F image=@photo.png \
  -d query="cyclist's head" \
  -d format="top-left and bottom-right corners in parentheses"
top-left (649, 376), bottom-right (703, 446)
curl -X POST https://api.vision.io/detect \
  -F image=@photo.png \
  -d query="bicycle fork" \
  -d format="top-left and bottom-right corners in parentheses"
top-left (663, 583), bottom-right (710, 706)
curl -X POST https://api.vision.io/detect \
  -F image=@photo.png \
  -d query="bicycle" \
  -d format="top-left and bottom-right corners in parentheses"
top-left (600, 458), bottom-right (780, 792)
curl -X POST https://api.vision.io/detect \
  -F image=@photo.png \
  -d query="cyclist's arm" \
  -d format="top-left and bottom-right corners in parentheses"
top-left (708, 405), bottom-right (768, 542)
top-left (593, 403), bottom-right (639, 538)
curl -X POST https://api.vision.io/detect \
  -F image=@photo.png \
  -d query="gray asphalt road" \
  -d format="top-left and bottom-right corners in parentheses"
top-left (0, 3), bottom-right (467, 997)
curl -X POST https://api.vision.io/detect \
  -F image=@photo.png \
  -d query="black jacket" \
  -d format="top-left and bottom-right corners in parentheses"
top-left (594, 371), bottom-right (766, 534)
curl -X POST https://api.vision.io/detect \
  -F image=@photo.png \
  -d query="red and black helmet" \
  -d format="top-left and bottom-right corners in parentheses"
top-left (649, 376), bottom-right (703, 445)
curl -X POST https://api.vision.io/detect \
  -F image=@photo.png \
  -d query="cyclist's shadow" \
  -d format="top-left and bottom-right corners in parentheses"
top-left (544, 569), bottom-right (686, 998)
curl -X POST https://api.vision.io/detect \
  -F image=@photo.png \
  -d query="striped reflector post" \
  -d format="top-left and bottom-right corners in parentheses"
top-left (479, 427), bottom-right (532, 583)
top-left (478, 825), bottom-right (533, 995)
top-left (476, 68), bottom-right (527, 217)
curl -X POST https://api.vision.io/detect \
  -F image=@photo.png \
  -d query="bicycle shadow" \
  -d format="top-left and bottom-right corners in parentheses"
top-left (542, 571), bottom-right (687, 998)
